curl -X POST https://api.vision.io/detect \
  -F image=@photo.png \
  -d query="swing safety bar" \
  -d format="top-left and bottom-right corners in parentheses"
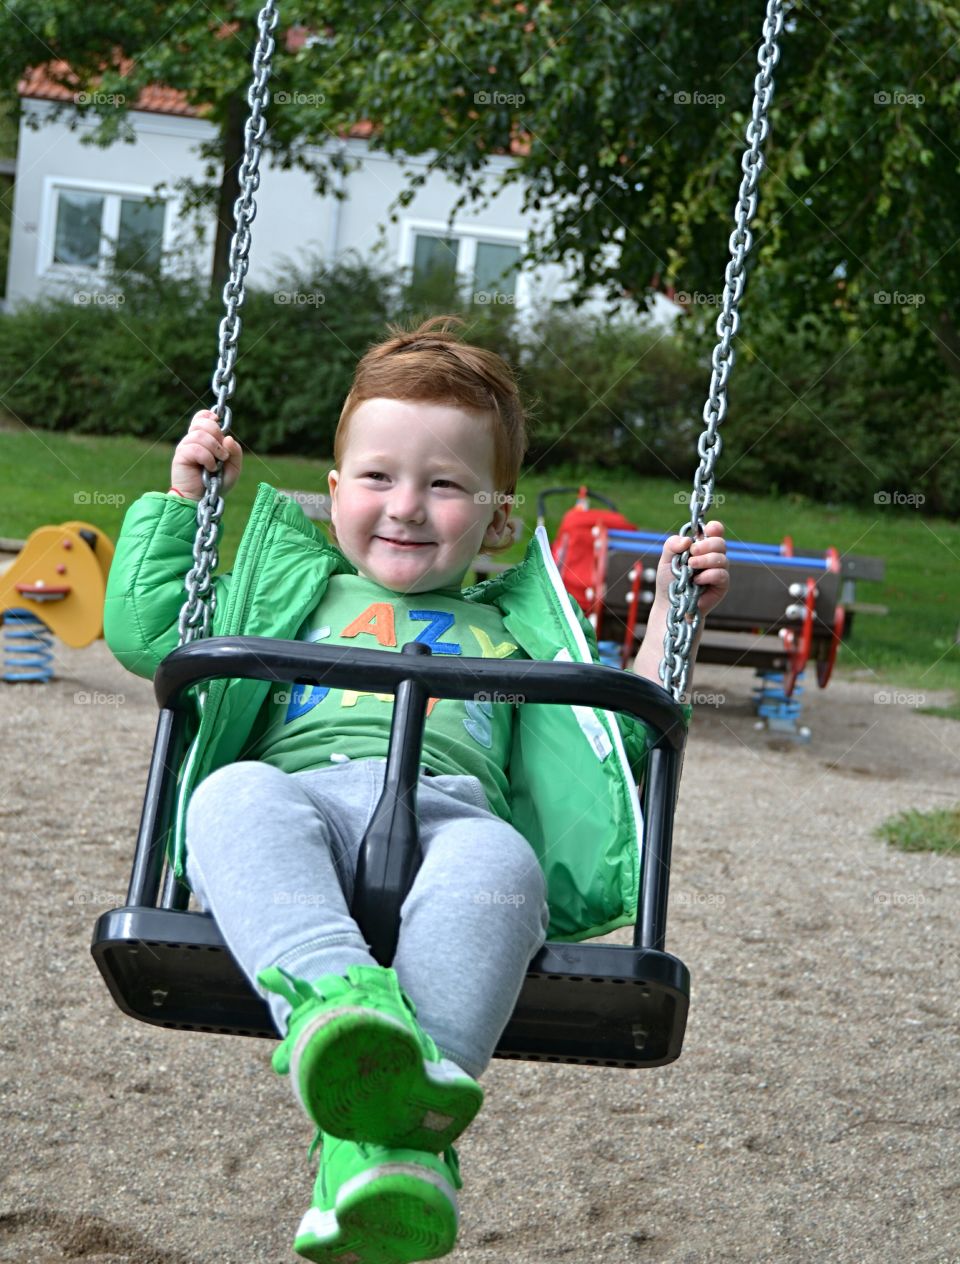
top-left (92, 637), bottom-right (691, 1068)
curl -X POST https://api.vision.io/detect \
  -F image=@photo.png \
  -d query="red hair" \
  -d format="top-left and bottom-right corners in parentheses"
top-left (330, 315), bottom-right (528, 556)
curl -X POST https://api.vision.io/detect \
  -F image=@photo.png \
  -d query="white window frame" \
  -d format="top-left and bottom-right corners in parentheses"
top-left (399, 218), bottom-right (529, 310)
top-left (37, 176), bottom-right (176, 280)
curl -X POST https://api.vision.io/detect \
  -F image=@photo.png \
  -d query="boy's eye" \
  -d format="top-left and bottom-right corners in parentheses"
top-left (361, 472), bottom-right (461, 490)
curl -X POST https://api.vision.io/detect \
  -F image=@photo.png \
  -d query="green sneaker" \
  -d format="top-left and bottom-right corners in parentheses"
top-left (293, 1130), bottom-right (462, 1264)
top-left (257, 963), bottom-right (483, 1152)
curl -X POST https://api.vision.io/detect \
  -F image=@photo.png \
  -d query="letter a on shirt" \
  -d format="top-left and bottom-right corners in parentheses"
top-left (341, 603), bottom-right (397, 646)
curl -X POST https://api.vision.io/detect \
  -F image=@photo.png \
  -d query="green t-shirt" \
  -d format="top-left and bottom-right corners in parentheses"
top-left (246, 573), bottom-right (525, 822)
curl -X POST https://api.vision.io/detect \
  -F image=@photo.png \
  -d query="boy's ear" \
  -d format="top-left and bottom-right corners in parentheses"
top-left (483, 502), bottom-right (513, 548)
top-left (327, 469), bottom-right (339, 518)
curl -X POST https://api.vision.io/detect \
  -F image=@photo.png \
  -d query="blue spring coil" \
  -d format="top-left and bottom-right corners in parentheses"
top-left (3, 608), bottom-right (55, 682)
top-left (753, 670), bottom-right (804, 720)
top-left (597, 639), bottom-right (623, 669)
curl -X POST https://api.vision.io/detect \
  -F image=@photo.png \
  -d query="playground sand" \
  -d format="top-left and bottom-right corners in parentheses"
top-left (1, 641), bottom-right (958, 1263)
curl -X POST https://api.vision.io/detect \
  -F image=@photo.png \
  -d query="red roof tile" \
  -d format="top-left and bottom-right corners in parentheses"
top-left (18, 61), bottom-right (201, 118)
top-left (20, 51), bottom-right (529, 155)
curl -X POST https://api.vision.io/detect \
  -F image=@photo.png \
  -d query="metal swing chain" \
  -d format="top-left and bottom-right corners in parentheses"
top-left (177, 0), bottom-right (280, 646)
top-left (660, 0), bottom-right (785, 703)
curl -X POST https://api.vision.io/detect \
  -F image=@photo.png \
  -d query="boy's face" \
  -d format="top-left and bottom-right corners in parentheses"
top-left (327, 398), bottom-right (513, 594)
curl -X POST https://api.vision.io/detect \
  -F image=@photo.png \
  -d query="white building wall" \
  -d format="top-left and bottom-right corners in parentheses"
top-left (7, 99), bottom-right (678, 329)
top-left (7, 102), bottom-right (217, 304)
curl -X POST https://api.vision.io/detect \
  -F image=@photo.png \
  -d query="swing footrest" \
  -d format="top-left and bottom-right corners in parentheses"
top-left (92, 908), bottom-right (689, 1067)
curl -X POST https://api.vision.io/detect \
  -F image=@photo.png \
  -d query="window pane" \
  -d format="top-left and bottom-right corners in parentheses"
top-left (53, 190), bottom-right (104, 266)
top-left (413, 233), bottom-right (459, 283)
top-left (118, 197), bottom-right (166, 268)
top-left (474, 241), bottom-right (520, 299)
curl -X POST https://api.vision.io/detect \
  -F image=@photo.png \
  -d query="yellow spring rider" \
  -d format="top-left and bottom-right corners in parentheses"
top-left (0, 521), bottom-right (113, 680)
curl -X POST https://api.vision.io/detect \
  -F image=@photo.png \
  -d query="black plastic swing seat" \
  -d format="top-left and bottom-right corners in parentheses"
top-left (92, 637), bottom-right (691, 1069)
top-left (93, 909), bottom-right (688, 1066)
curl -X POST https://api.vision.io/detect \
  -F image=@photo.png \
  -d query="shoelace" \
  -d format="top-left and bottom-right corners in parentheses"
top-left (259, 964), bottom-right (442, 1073)
top-left (260, 964), bottom-right (412, 1014)
top-left (258, 964), bottom-right (353, 1009)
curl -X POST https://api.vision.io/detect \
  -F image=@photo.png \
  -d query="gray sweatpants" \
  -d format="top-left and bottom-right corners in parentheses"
top-left (185, 758), bottom-right (550, 1080)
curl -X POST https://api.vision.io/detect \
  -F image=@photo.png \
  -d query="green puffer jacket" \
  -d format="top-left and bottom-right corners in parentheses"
top-left (104, 483), bottom-right (689, 942)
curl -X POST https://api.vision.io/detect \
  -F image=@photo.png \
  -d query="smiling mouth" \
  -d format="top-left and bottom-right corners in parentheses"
top-left (376, 536), bottom-right (435, 548)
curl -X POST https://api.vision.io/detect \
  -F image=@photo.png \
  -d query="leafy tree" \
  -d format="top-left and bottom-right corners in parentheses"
top-left (2, 0), bottom-right (959, 390)
top-left (289, 1), bottom-right (958, 381)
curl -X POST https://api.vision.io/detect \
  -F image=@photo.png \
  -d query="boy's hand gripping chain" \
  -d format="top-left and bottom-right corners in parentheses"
top-left (177, 0), bottom-right (279, 648)
top-left (660, 0), bottom-right (785, 703)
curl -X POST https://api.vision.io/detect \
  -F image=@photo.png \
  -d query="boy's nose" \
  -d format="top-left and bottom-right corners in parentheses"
top-left (387, 486), bottom-right (426, 523)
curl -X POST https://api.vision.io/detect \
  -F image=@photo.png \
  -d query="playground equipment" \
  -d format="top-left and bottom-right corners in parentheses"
top-left (92, 2), bottom-right (786, 1066)
top-left (0, 521), bottom-right (114, 680)
top-left (539, 486), bottom-right (885, 737)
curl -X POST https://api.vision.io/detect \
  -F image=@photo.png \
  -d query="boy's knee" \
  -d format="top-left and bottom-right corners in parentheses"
top-left (507, 831), bottom-right (548, 896)
top-left (187, 760), bottom-right (277, 824)
top-left (474, 828), bottom-right (549, 913)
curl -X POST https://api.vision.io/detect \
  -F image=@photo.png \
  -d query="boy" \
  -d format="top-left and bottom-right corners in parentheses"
top-left (105, 315), bottom-right (728, 1263)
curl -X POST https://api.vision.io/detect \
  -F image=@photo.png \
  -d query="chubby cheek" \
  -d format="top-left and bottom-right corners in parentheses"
top-left (440, 505), bottom-right (484, 545)
top-left (337, 494), bottom-right (378, 540)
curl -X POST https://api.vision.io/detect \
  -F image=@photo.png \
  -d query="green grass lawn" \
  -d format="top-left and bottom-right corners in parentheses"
top-left (875, 804), bottom-right (960, 856)
top-left (2, 422), bottom-right (959, 694)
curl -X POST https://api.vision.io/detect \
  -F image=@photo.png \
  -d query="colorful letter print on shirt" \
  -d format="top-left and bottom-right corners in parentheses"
top-left (246, 574), bottom-right (526, 821)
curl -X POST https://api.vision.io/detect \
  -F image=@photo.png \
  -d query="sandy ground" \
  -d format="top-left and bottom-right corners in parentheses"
top-left (1, 638), bottom-right (958, 1264)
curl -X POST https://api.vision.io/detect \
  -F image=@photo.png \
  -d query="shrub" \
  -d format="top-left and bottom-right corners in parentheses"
top-left (0, 250), bottom-right (398, 454)
top-left (516, 307), bottom-right (703, 477)
top-left (1, 253), bottom-right (958, 516)
top-left (711, 310), bottom-right (960, 516)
